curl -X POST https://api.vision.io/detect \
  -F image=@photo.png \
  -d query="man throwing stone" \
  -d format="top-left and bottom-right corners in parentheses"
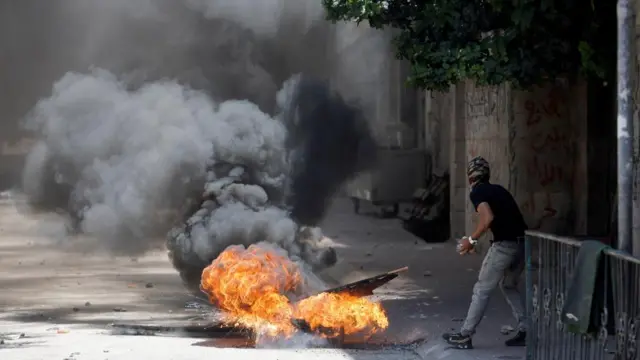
top-left (442, 156), bottom-right (528, 349)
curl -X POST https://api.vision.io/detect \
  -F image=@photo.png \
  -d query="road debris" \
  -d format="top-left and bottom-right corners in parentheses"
top-left (184, 301), bottom-right (208, 310)
top-left (1, 333), bottom-right (26, 341)
top-left (298, 266), bottom-right (409, 299)
top-left (500, 325), bottom-right (514, 334)
top-left (64, 351), bottom-right (81, 360)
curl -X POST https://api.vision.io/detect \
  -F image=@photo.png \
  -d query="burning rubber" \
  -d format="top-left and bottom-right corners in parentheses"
top-left (199, 245), bottom-right (404, 342)
top-left (112, 266), bottom-right (410, 349)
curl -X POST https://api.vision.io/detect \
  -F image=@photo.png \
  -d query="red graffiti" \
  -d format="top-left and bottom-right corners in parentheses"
top-left (519, 87), bottom-right (572, 231)
top-left (527, 154), bottom-right (574, 187)
top-left (524, 89), bottom-right (566, 127)
top-left (529, 127), bottom-right (572, 153)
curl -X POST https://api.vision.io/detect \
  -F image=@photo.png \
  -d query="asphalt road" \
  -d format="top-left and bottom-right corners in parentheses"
top-left (0, 194), bottom-right (525, 360)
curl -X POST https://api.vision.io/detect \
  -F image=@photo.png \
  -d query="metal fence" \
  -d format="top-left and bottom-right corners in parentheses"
top-left (525, 231), bottom-right (640, 360)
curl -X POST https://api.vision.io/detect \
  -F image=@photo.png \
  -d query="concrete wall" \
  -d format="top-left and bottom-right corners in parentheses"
top-left (511, 84), bottom-right (589, 236)
top-left (425, 81), bottom-right (588, 239)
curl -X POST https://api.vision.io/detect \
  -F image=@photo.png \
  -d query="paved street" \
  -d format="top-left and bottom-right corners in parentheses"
top-left (0, 194), bottom-right (525, 360)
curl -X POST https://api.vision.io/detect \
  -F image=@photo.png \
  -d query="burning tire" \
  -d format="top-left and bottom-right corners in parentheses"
top-left (165, 162), bottom-right (339, 294)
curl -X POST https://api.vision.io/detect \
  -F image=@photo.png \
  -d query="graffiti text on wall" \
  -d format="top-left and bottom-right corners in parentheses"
top-left (466, 86), bottom-right (498, 119)
top-left (520, 87), bottom-right (575, 232)
top-left (465, 86), bottom-right (497, 159)
top-left (523, 88), bottom-right (576, 191)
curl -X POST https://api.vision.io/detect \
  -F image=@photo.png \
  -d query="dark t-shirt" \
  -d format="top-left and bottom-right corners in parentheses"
top-left (469, 182), bottom-right (527, 241)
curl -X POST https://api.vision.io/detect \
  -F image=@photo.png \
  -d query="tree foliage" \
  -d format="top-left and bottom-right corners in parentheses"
top-left (322, 0), bottom-right (615, 91)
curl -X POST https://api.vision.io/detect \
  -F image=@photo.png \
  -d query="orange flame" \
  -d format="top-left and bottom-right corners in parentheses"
top-left (200, 244), bottom-right (389, 339)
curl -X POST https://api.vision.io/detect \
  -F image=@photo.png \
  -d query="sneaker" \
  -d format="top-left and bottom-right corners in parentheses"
top-left (442, 332), bottom-right (473, 349)
top-left (505, 331), bottom-right (526, 347)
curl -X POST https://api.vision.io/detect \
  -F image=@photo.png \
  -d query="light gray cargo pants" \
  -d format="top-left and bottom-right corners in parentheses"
top-left (460, 240), bottom-right (526, 336)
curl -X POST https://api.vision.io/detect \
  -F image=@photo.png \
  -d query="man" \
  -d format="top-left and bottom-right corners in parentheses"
top-left (442, 156), bottom-right (528, 349)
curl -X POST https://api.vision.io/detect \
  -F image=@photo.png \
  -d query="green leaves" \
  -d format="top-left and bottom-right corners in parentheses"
top-left (322, 0), bottom-right (387, 25)
top-left (322, 0), bottom-right (613, 90)
top-left (510, 4), bottom-right (534, 31)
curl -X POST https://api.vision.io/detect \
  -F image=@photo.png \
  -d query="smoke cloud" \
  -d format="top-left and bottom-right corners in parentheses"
top-left (8, 0), bottom-right (387, 290)
top-left (282, 77), bottom-right (377, 225)
top-left (184, 0), bottom-right (324, 37)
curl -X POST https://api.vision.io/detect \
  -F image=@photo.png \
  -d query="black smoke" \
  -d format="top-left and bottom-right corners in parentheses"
top-left (284, 77), bottom-right (377, 226)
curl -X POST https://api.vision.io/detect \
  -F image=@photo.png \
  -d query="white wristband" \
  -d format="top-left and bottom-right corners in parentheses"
top-left (466, 236), bottom-right (478, 245)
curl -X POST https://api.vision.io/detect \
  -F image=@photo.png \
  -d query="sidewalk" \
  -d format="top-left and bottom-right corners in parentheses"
top-left (0, 195), bottom-right (525, 360)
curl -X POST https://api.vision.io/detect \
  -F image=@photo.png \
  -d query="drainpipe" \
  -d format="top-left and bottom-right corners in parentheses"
top-left (616, 0), bottom-right (634, 253)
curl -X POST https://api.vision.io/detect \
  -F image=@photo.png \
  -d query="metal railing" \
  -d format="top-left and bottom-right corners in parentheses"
top-left (525, 231), bottom-right (640, 360)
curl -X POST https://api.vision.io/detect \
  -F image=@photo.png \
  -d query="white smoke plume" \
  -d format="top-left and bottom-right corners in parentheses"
top-left (24, 68), bottom-right (288, 250)
top-left (10, 0), bottom-right (384, 290)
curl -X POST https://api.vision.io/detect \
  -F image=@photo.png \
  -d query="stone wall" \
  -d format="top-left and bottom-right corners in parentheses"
top-left (425, 81), bottom-right (588, 239)
top-left (462, 83), bottom-right (512, 237)
top-left (424, 88), bottom-right (453, 174)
